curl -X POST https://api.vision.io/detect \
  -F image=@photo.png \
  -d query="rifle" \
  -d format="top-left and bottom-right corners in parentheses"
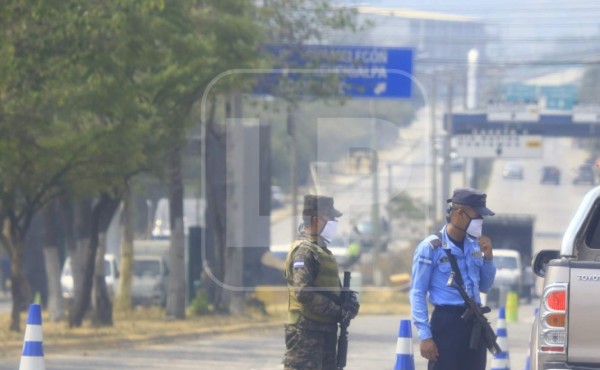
top-left (336, 271), bottom-right (351, 370)
top-left (447, 272), bottom-right (502, 355)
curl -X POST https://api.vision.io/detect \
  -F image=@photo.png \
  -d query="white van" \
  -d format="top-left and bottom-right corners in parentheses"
top-left (61, 253), bottom-right (120, 301)
top-left (131, 255), bottom-right (168, 307)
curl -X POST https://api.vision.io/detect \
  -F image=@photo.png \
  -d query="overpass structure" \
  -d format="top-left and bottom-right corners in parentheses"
top-left (446, 112), bottom-right (600, 138)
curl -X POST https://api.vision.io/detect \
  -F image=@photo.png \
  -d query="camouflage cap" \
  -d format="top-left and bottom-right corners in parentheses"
top-left (302, 195), bottom-right (343, 218)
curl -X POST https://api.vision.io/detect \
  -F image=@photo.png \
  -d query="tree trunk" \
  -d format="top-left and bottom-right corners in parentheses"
top-left (91, 231), bottom-right (112, 326)
top-left (166, 144), bottom-right (186, 319)
top-left (43, 201), bottom-right (65, 322)
top-left (115, 185), bottom-right (134, 312)
top-left (205, 99), bottom-right (227, 310)
top-left (69, 195), bottom-right (119, 327)
top-left (91, 195), bottom-right (120, 326)
top-left (9, 237), bottom-right (25, 332)
top-left (69, 200), bottom-right (92, 327)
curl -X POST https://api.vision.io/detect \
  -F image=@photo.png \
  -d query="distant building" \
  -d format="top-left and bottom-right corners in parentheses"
top-left (325, 6), bottom-right (489, 71)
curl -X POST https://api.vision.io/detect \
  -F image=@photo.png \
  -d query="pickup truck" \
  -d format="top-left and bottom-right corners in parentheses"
top-left (530, 186), bottom-right (600, 369)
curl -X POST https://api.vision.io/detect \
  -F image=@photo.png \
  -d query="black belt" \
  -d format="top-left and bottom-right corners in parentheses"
top-left (434, 305), bottom-right (467, 313)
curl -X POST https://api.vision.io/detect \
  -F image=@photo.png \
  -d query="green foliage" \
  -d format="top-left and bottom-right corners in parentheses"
top-left (387, 191), bottom-right (427, 220)
top-left (189, 290), bottom-right (211, 315)
top-left (0, 0), bottom-right (364, 327)
top-left (0, 0), bottom-right (263, 226)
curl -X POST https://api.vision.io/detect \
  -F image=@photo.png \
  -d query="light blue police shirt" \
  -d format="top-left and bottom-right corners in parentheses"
top-left (409, 226), bottom-right (496, 341)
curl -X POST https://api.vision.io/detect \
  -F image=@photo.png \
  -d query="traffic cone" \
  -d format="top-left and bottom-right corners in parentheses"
top-left (393, 319), bottom-right (415, 370)
top-left (19, 304), bottom-right (45, 370)
top-left (491, 307), bottom-right (510, 370)
top-left (524, 308), bottom-right (539, 370)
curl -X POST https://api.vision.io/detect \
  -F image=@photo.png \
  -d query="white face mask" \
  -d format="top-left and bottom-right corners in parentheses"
top-left (320, 220), bottom-right (338, 243)
top-left (466, 218), bottom-right (483, 238)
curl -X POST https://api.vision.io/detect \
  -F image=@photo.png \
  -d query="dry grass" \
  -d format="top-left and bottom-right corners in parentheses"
top-left (0, 306), bottom-right (278, 359)
top-left (0, 293), bottom-right (411, 359)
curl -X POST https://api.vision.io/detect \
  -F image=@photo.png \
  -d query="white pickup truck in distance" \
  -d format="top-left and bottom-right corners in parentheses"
top-left (530, 186), bottom-right (600, 369)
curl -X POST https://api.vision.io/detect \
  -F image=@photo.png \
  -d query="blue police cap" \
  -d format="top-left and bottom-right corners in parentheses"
top-left (447, 187), bottom-right (495, 216)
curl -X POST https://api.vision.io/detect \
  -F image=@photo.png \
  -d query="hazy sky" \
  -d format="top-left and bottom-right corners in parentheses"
top-left (340, 0), bottom-right (600, 61)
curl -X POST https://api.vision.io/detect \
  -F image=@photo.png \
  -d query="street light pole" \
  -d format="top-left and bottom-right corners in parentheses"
top-left (441, 76), bottom-right (454, 205)
top-left (429, 74), bottom-right (438, 232)
top-left (370, 101), bottom-right (381, 286)
top-left (288, 104), bottom-right (298, 241)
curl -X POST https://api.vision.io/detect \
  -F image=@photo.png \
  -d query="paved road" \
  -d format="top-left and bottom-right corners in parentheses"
top-left (1, 305), bottom-right (536, 370)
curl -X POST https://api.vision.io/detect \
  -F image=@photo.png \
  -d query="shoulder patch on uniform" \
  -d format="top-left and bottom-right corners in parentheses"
top-left (293, 260), bottom-right (305, 269)
top-left (427, 237), bottom-right (442, 249)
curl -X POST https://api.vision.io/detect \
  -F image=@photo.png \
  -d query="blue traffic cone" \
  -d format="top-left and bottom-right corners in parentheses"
top-left (524, 308), bottom-right (539, 370)
top-left (393, 319), bottom-right (415, 370)
top-left (491, 307), bottom-right (510, 370)
top-left (19, 304), bottom-right (45, 370)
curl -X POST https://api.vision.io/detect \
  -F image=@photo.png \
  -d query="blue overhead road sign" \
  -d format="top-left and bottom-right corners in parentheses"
top-left (264, 45), bottom-right (413, 99)
top-left (313, 45), bottom-right (414, 98)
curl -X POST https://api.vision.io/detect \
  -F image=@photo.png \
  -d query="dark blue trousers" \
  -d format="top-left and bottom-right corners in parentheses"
top-left (428, 305), bottom-right (487, 370)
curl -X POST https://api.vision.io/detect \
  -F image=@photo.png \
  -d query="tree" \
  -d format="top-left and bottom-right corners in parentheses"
top-left (0, 0), bottom-right (164, 330)
top-left (140, 0), bottom-right (263, 318)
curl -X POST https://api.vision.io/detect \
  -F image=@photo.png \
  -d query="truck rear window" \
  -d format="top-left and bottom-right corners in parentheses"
top-left (584, 202), bottom-right (600, 249)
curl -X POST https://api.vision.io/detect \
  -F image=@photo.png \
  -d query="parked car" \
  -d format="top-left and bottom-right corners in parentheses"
top-left (132, 255), bottom-right (168, 307)
top-left (486, 249), bottom-right (533, 307)
top-left (61, 253), bottom-right (120, 302)
top-left (502, 162), bottom-right (524, 180)
top-left (540, 166), bottom-right (560, 185)
top-left (271, 185), bottom-right (284, 209)
top-left (573, 164), bottom-right (596, 185)
top-left (450, 150), bottom-right (464, 172)
top-left (354, 219), bottom-right (390, 251)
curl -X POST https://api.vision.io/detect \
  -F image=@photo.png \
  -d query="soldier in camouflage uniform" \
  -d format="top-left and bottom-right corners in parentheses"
top-left (283, 195), bottom-right (360, 370)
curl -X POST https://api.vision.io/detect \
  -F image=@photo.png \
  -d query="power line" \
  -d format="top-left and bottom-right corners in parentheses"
top-left (418, 58), bottom-right (600, 67)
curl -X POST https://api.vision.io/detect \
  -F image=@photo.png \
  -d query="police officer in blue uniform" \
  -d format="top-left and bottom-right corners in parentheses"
top-left (410, 187), bottom-right (497, 370)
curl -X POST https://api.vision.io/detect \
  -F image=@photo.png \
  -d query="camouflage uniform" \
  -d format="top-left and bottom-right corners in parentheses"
top-left (283, 235), bottom-right (341, 370)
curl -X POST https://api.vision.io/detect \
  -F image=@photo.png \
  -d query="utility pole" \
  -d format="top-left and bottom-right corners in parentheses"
top-left (441, 77), bottom-right (454, 204)
top-left (370, 102), bottom-right (381, 286)
top-left (429, 74), bottom-right (438, 232)
top-left (288, 104), bottom-right (298, 241)
top-left (466, 49), bottom-right (480, 189)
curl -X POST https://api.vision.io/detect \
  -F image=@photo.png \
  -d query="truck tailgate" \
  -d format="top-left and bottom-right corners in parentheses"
top-left (568, 262), bottom-right (600, 363)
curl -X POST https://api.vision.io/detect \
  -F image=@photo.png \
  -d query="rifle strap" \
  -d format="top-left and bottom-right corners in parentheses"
top-left (443, 248), bottom-right (467, 290)
top-left (432, 231), bottom-right (467, 289)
